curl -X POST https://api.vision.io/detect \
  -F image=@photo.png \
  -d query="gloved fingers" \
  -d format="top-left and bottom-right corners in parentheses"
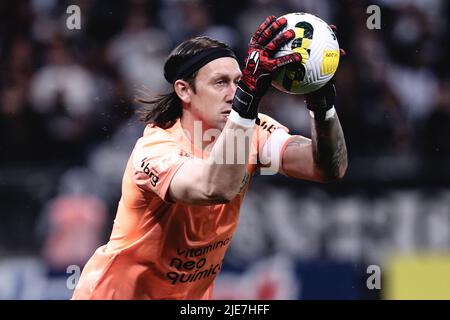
top-left (252, 16), bottom-right (277, 44)
top-left (329, 24), bottom-right (346, 56)
top-left (257, 17), bottom-right (288, 46)
top-left (265, 29), bottom-right (295, 53)
top-left (273, 52), bottom-right (302, 70)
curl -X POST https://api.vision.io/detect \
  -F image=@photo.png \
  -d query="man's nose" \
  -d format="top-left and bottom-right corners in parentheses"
top-left (226, 82), bottom-right (238, 102)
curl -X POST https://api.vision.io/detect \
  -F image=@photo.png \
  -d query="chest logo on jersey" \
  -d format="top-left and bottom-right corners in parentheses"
top-left (164, 236), bottom-right (232, 285)
top-left (141, 158), bottom-right (159, 187)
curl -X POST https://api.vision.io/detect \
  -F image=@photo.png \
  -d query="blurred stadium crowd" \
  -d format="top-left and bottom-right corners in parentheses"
top-left (1, 0), bottom-right (450, 299)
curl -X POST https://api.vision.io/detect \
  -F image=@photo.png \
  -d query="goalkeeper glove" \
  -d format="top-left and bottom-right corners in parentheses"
top-left (232, 15), bottom-right (302, 119)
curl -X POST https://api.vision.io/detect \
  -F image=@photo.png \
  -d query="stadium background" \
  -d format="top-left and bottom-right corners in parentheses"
top-left (1, 0), bottom-right (450, 299)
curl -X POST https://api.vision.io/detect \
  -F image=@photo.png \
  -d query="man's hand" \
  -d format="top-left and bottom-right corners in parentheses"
top-left (281, 23), bottom-right (347, 182)
top-left (305, 24), bottom-right (345, 121)
top-left (304, 79), bottom-right (336, 121)
top-left (232, 15), bottom-right (302, 119)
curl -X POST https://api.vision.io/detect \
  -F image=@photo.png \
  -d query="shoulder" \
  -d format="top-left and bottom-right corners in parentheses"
top-left (136, 124), bottom-right (180, 150)
top-left (142, 124), bottom-right (177, 141)
top-left (132, 124), bottom-right (183, 170)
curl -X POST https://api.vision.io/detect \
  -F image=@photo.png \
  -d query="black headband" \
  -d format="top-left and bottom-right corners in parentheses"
top-left (166, 47), bottom-right (237, 84)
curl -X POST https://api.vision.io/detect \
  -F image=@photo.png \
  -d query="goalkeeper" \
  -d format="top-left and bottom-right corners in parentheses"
top-left (72, 16), bottom-right (347, 300)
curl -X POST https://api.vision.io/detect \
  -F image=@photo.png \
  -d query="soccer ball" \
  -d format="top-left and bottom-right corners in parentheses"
top-left (271, 12), bottom-right (340, 95)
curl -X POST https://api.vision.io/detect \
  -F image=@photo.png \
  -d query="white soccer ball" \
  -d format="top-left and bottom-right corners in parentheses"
top-left (271, 12), bottom-right (340, 95)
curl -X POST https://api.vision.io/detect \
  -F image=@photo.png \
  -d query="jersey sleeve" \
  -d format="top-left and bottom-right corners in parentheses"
top-left (252, 113), bottom-right (291, 174)
top-left (131, 126), bottom-right (189, 202)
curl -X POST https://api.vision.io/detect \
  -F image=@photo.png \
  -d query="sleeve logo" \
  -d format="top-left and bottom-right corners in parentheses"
top-left (141, 158), bottom-right (160, 187)
top-left (258, 120), bottom-right (278, 134)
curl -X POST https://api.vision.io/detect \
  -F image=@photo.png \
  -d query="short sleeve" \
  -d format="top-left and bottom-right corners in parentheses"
top-left (250, 113), bottom-right (290, 173)
top-left (131, 127), bottom-right (189, 202)
top-left (256, 113), bottom-right (289, 154)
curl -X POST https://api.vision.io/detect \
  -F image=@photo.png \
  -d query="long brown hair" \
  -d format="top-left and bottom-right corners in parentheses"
top-left (138, 36), bottom-right (230, 129)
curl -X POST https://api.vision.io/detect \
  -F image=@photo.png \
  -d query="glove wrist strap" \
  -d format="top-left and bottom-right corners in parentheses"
top-left (232, 81), bottom-right (260, 120)
top-left (309, 106), bottom-right (336, 121)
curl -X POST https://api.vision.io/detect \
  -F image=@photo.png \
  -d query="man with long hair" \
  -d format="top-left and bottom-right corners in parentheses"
top-left (72, 16), bottom-right (347, 299)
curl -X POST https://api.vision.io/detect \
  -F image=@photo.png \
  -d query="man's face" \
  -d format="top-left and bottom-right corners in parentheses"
top-left (188, 57), bottom-right (242, 131)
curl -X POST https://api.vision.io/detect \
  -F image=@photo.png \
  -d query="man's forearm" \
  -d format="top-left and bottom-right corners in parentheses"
top-left (310, 110), bottom-right (347, 180)
top-left (204, 118), bottom-right (254, 198)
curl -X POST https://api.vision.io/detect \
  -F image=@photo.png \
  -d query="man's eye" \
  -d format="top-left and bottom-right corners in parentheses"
top-left (216, 80), bottom-right (226, 86)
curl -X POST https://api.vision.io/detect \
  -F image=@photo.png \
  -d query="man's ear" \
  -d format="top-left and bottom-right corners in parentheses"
top-left (174, 80), bottom-right (192, 104)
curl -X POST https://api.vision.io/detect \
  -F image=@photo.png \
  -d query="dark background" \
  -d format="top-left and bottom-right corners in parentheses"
top-left (1, 0), bottom-right (449, 299)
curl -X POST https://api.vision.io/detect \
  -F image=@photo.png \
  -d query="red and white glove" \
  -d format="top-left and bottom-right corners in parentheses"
top-left (232, 16), bottom-right (302, 119)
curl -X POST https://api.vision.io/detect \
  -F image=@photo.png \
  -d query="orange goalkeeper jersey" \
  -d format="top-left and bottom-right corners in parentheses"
top-left (72, 113), bottom-right (288, 300)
